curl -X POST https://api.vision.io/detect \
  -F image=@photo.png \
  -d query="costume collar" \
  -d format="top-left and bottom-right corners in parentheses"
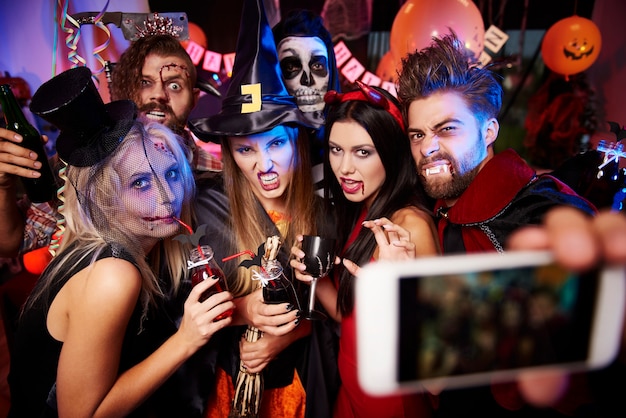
top-left (434, 149), bottom-right (536, 224)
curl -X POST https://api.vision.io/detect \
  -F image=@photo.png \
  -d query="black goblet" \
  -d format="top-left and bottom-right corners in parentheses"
top-left (301, 235), bottom-right (336, 320)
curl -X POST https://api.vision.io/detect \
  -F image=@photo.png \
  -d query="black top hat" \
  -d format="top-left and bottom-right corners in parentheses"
top-left (30, 66), bottom-right (137, 167)
top-left (188, 0), bottom-right (312, 142)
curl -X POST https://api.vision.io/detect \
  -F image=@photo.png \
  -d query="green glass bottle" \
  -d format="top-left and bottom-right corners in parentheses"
top-left (0, 84), bottom-right (57, 202)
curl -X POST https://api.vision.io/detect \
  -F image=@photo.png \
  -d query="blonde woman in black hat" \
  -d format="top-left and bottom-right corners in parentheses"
top-left (188, 1), bottom-right (339, 417)
top-left (7, 67), bottom-right (234, 418)
top-left (0, 31), bottom-right (221, 260)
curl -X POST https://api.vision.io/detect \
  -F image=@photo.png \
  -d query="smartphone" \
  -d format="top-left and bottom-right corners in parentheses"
top-left (355, 250), bottom-right (625, 395)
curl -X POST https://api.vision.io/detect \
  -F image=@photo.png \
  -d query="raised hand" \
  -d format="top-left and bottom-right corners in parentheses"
top-left (508, 207), bottom-right (626, 269)
top-left (236, 287), bottom-right (299, 336)
top-left (0, 128), bottom-right (49, 184)
top-left (290, 236), bottom-right (315, 283)
top-left (362, 217), bottom-right (416, 261)
top-left (239, 320), bottom-right (311, 374)
top-left (178, 277), bottom-right (234, 351)
top-left (507, 207), bottom-right (626, 407)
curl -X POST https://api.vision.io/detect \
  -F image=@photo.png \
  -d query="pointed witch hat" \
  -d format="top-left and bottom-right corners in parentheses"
top-left (188, 0), bottom-right (313, 142)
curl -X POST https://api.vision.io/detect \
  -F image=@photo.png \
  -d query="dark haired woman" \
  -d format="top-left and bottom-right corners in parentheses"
top-left (292, 82), bottom-right (439, 417)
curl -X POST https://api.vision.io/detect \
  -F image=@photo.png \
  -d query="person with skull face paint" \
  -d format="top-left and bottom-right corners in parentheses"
top-left (273, 10), bottom-right (340, 120)
top-left (278, 36), bottom-right (329, 112)
top-left (273, 9), bottom-right (342, 191)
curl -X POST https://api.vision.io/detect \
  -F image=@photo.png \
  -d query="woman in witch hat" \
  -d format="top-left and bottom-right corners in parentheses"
top-left (189, 1), bottom-right (339, 417)
top-left (8, 66), bottom-right (234, 418)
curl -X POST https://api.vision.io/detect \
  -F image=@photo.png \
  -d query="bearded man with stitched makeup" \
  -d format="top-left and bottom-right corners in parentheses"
top-left (110, 34), bottom-right (222, 174)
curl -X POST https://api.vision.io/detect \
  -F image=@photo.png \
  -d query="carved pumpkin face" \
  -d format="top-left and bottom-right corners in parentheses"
top-left (563, 37), bottom-right (595, 60)
top-left (541, 16), bottom-right (602, 78)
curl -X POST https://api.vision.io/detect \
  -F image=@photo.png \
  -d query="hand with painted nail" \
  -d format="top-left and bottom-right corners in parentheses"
top-left (362, 217), bottom-right (416, 261)
top-left (235, 287), bottom-right (300, 336)
top-left (178, 277), bottom-right (235, 351)
top-left (290, 235), bottom-right (342, 322)
top-left (290, 234), bottom-right (316, 283)
top-left (290, 234), bottom-right (340, 283)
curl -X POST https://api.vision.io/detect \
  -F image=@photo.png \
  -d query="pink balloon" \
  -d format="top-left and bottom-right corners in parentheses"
top-left (390, 0), bottom-right (485, 62)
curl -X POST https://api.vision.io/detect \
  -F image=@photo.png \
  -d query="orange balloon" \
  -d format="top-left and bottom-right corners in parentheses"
top-left (390, 0), bottom-right (484, 63)
top-left (180, 22), bottom-right (208, 49)
top-left (22, 246), bottom-right (53, 275)
top-left (375, 51), bottom-right (401, 82)
top-left (541, 16), bottom-right (601, 78)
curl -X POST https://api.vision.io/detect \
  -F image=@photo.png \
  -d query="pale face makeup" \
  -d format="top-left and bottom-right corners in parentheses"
top-left (277, 36), bottom-right (330, 112)
top-left (138, 54), bottom-right (198, 133)
top-left (115, 138), bottom-right (184, 249)
top-left (406, 91), bottom-right (497, 205)
top-left (328, 120), bottom-right (386, 208)
top-left (229, 125), bottom-right (296, 212)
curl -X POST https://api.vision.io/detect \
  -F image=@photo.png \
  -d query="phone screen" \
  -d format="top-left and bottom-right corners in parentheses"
top-left (397, 263), bottom-right (599, 382)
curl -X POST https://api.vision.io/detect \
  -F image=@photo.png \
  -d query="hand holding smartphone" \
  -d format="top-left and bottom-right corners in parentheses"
top-left (356, 250), bottom-right (625, 395)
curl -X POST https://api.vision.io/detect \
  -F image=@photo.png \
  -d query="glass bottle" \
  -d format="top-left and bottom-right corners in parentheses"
top-left (261, 259), bottom-right (301, 310)
top-left (0, 84), bottom-right (57, 202)
top-left (188, 245), bottom-right (232, 319)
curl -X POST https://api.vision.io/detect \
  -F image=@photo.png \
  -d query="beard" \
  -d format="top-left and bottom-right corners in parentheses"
top-left (418, 151), bottom-right (483, 201)
top-left (138, 103), bottom-right (187, 135)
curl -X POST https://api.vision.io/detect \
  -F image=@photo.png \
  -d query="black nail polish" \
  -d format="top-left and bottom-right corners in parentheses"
top-left (286, 303), bottom-right (293, 311)
top-left (295, 319), bottom-right (300, 326)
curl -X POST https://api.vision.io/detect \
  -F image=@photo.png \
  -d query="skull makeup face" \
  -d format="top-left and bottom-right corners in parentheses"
top-left (277, 36), bottom-right (330, 112)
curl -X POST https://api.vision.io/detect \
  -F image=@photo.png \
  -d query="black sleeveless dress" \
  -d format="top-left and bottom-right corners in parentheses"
top-left (6, 243), bottom-right (165, 418)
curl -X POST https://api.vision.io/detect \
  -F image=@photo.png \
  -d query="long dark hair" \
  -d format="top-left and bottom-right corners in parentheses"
top-left (324, 87), bottom-right (430, 315)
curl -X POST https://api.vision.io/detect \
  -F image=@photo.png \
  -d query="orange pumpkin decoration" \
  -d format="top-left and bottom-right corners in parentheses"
top-left (541, 16), bottom-right (602, 79)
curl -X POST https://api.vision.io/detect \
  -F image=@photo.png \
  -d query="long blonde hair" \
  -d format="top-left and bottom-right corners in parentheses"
top-left (221, 126), bottom-right (317, 296)
top-left (25, 122), bottom-right (196, 318)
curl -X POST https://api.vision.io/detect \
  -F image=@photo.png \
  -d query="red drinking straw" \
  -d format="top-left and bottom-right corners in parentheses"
top-left (222, 250), bottom-right (267, 274)
top-left (173, 216), bottom-right (213, 275)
